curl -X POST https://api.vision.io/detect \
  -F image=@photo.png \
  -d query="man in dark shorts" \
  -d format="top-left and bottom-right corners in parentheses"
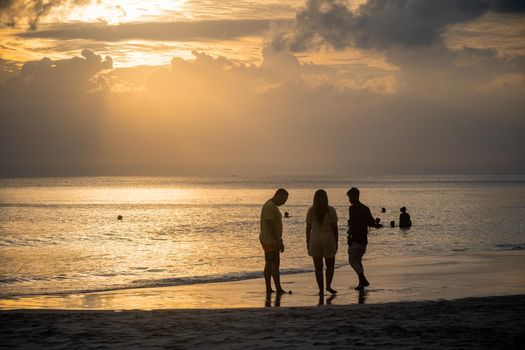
top-left (347, 187), bottom-right (375, 290)
top-left (260, 188), bottom-right (289, 294)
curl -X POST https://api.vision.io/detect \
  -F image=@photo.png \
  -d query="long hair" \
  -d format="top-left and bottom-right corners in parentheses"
top-left (313, 189), bottom-right (329, 224)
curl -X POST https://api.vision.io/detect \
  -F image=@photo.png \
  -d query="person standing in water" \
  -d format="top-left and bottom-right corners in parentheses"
top-left (347, 187), bottom-right (375, 290)
top-left (306, 189), bottom-right (339, 295)
top-left (399, 206), bottom-right (412, 229)
top-left (260, 188), bottom-right (289, 294)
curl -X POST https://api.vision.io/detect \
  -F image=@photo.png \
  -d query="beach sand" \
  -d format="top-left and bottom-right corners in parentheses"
top-left (1, 295), bottom-right (524, 349)
top-left (1, 250), bottom-right (524, 348)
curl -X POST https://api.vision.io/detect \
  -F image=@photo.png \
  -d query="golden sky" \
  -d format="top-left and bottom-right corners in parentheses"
top-left (2, 0), bottom-right (522, 67)
top-left (0, 1), bottom-right (524, 175)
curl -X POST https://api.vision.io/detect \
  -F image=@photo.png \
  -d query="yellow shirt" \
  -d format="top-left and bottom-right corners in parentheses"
top-left (259, 199), bottom-right (283, 245)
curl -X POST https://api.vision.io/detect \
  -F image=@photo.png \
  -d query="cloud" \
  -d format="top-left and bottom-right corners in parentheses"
top-left (1, 48), bottom-right (524, 176)
top-left (0, 49), bottom-right (112, 169)
top-left (0, 57), bottom-right (19, 83)
top-left (271, 0), bottom-right (525, 51)
top-left (0, 0), bottom-right (90, 30)
top-left (16, 49), bottom-right (112, 92)
top-left (475, 72), bottom-right (525, 95)
top-left (18, 19), bottom-right (290, 42)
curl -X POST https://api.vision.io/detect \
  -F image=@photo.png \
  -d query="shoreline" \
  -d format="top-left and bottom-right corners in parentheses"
top-left (1, 250), bottom-right (524, 349)
top-left (1, 250), bottom-right (524, 310)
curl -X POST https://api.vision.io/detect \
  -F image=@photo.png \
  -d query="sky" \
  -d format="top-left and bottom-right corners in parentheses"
top-left (0, 0), bottom-right (524, 176)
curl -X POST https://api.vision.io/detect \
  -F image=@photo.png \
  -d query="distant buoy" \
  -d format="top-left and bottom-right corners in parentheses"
top-left (117, 215), bottom-right (123, 220)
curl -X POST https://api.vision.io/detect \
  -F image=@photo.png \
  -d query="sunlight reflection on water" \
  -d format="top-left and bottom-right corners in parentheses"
top-left (0, 175), bottom-right (524, 297)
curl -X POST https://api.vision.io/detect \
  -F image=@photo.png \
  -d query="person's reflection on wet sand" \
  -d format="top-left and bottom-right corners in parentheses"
top-left (318, 294), bottom-right (337, 306)
top-left (274, 291), bottom-right (283, 307)
top-left (264, 290), bottom-right (283, 307)
top-left (265, 291), bottom-right (272, 307)
top-left (358, 289), bottom-right (368, 304)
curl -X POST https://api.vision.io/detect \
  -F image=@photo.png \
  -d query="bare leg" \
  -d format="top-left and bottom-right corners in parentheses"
top-left (271, 262), bottom-right (287, 293)
top-left (264, 262), bottom-right (274, 292)
top-left (349, 243), bottom-right (368, 290)
top-left (360, 273), bottom-right (370, 287)
top-left (313, 257), bottom-right (324, 295)
top-left (325, 257), bottom-right (337, 294)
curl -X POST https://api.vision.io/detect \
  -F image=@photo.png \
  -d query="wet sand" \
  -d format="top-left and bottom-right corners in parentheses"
top-left (1, 250), bottom-right (524, 310)
top-left (1, 251), bottom-right (524, 349)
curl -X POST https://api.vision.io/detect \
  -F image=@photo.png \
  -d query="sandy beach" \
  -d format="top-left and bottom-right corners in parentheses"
top-left (2, 295), bottom-right (524, 349)
top-left (1, 250), bottom-right (524, 348)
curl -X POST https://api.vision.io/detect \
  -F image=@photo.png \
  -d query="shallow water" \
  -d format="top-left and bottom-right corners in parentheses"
top-left (1, 175), bottom-right (524, 297)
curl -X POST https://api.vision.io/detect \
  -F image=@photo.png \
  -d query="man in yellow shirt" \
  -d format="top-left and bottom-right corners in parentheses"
top-left (260, 188), bottom-right (289, 294)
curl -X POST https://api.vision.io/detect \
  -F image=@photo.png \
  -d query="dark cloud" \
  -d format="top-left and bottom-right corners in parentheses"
top-left (488, 0), bottom-right (525, 12)
top-left (18, 19), bottom-right (289, 41)
top-left (17, 49), bottom-right (112, 92)
top-left (0, 50), bottom-right (112, 170)
top-left (272, 0), bottom-right (525, 51)
top-left (0, 0), bottom-right (90, 30)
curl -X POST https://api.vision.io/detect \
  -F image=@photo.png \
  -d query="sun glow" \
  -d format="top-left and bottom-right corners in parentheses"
top-left (65, 0), bottom-right (188, 24)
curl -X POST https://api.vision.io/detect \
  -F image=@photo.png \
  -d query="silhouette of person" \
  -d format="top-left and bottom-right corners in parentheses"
top-left (260, 188), bottom-right (289, 294)
top-left (399, 207), bottom-right (412, 229)
top-left (390, 220), bottom-right (395, 228)
top-left (284, 211), bottom-right (290, 218)
top-left (306, 189), bottom-right (338, 295)
top-left (347, 187), bottom-right (375, 290)
top-left (381, 207), bottom-right (386, 213)
top-left (374, 217), bottom-right (383, 228)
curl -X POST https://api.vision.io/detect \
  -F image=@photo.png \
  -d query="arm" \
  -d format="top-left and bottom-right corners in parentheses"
top-left (347, 207), bottom-right (352, 244)
top-left (367, 208), bottom-right (375, 228)
top-left (331, 222), bottom-right (339, 251)
top-left (306, 223), bottom-right (312, 250)
top-left (347, 207), bottom-right (352, 233)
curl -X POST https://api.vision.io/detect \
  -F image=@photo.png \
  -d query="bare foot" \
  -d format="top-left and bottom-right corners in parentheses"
top-left (318, 290), bottom-right (325, 296)
top-left (277, 289), bottom-right (291, 294)
top-left (326, 287), bottom-right (338, 294)
top-left (266, 289), bottom-right (275, 294)
top-left (354, 285), bottom-right (364, 290)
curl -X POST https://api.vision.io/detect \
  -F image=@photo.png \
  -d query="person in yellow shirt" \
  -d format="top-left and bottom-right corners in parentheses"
top-left (260, 188), bottom-right (289, 294)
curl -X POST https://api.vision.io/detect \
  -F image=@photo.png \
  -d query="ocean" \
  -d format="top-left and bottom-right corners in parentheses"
top-left (1, 175), bottom-right (524, 298)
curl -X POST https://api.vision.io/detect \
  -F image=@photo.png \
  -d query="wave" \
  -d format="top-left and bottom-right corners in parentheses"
top-left (0, 277), bottom-right (29, 284)
top-left (0, 267), bottom-right (325, 299)
top-left (0, 237), bottom-right (59, 247)
top-left (494, 243), bottom-right (524, 251)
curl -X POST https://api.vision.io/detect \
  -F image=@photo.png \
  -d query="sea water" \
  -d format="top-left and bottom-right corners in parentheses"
top-left (1, 175), bottom-right (524, 297)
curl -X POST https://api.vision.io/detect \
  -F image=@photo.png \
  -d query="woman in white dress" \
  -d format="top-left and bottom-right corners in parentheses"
top-left (306, 189), bottom-right (339, 295)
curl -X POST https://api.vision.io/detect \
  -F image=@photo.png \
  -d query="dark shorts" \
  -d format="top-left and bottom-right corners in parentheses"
top-left (261, 241), bottom-right (280, 263)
